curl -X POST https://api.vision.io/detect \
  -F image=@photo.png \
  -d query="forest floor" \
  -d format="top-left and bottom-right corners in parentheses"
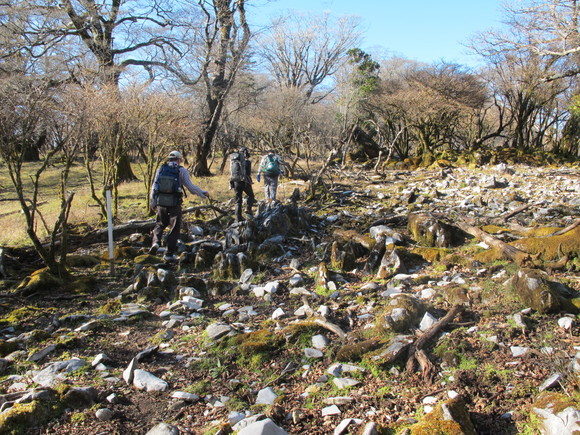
top-left (0, 161), bottom-right (578, 435)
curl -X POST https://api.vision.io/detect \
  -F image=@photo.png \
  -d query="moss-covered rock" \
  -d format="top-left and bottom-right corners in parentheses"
top-left (510, 227), bottom-right (580, 261)
top-left (412, 247), bottom-right (450, 263)
top-left (409, 396), bottom-right (476, 435)
top-left (441, 285), bottom-right (471, 306)
top-left (101, 246), bottom-right (139, 262)
top-left (376, 294), bottom-right (425, 333)
top-left (0, 401), bottom-right (53, 435)
top-left (134, 254), bottom-right (160, 265)
top-left (234, 329), bottom-right (283, 357)
top-left (335, 338), bottom-right (382, 362)
top-left (332, 229), bottom-right (375, 250)
top-left (17, 269), bottom-right (64, 296)
top-left (408, 213), bottom-right (466, 248)
top-left (531, 392), bottom-right (580, 435)
top-left (509, 268), bottom-right (579, 314)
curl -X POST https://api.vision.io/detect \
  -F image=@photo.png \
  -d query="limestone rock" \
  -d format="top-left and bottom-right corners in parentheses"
top-left (532, 392), bottom-right (580, 435)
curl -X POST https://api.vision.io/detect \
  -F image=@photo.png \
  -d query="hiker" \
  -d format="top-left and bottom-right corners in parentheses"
top-left (257, 149), bottom-right (283, 205)
top-left (149, 150), bottom-right (209, 261)
top-left (229, 146), bottom-right (255, 222)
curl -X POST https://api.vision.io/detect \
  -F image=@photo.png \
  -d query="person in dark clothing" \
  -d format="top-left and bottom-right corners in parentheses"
top-left (230, 147), bottom-right (255, 222)
top-left (149, 150), bottom-right (209, 261)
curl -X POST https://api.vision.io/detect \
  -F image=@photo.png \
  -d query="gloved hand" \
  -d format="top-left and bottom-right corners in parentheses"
top-left (256, 174), bottom-right (261, 182)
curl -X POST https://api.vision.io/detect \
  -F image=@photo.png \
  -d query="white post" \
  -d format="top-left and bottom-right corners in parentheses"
top-left (106, 188), bottom-right (115, 275)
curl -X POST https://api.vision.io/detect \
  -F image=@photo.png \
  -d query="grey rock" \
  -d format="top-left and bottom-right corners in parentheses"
top-left (145, 422), bottom-right (180, 435)
top-left (333, 377), bottom-right (361, 389)
top-left (133, 369), bottom-right (169, 392)
top-left (324, 396), bottom-right (354, 405)
top-left (510, 346), bottom-right (530, 357)
top-left (256, 387), bottom-right (277, 405)
top-left (312, 334), bottom-right (329, 350)
top-left (304, 348), bottom-right (324, 359)
top-left (171, 391), bottom-right (200, 402)
top-left (533, 397), bottom-right (580, 435)
top-left (237, 418), bottom-right (288, 435)
top-left (539, 373), bottom-right (563, 392)
top-left (179, 287), bottom-right (201, 298)
top-left (360, 422), bottom-right (379, 435)
top-left (123, 358), bottom-right (137, 385)
top-left (322, 405), bottom-right (341, 416)
top-left (419, 312), bottom-right (438, 331)
top-left (91, 353), bottom-right (111, 367)
top-left (289, 274), bottom-right (305, 287)
top-left (95, 408), bottom-right (114, 421)
top-left (205, 323), bottom-right (233, 341)
top-left (27, 344), bottom-right (56, 362)
top-left (32, 358), bottom-right (87, 387)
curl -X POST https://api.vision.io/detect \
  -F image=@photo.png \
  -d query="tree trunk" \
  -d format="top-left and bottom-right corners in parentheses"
top-left (116, 153), bottom-right (137, 182)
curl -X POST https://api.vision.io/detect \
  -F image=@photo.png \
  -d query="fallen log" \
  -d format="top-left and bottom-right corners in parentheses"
top-left (406, 304), bottom-right (464, 385)
top-left (547, 218), bottom-right (580, 237)
top-left (457, 222), bottom-right (531, 266)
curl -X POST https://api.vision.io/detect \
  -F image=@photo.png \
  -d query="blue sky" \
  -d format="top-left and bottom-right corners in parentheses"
top-left (248, 0), bottom-right (506, 68)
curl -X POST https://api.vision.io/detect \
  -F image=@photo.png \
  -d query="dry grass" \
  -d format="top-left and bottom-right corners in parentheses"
top-left (0, 160), bottom-right (245, 247)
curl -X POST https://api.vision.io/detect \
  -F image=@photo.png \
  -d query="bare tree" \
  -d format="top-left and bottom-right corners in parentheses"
top-left (256, 12), bottom-right (361, 101)
top-left (0, 77), bottom-right (82, 277)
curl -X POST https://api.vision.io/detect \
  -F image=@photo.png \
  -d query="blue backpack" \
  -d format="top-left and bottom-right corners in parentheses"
top-left (154, 164), bottom-right (181, 207)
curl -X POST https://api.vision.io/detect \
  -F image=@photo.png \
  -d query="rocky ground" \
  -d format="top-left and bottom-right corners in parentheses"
top-left (0, 162), bottom-right (578, 435)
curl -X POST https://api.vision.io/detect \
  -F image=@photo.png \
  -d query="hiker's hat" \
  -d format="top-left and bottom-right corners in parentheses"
top-left (168, 150), bottom-right (182, 160)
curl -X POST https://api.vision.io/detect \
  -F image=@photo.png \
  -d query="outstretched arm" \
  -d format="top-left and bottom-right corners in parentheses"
top-left (179, 167), bottom-right (208, 199)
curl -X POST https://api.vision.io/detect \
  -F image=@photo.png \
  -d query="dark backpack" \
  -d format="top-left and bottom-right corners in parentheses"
top-left (264, 154), bottom-right (279, 175)
top-left (230, 151), bottom-right (246, 182)
top-left (154, 163), bottom-right (181, 207)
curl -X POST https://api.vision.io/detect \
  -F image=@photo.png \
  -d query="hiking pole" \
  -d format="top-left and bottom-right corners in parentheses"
top-left (207, 196), bottom-right (220, 219)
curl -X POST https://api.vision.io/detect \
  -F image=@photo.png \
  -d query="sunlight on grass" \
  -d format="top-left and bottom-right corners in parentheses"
top-left (0, 160), bottom-right (245, 247)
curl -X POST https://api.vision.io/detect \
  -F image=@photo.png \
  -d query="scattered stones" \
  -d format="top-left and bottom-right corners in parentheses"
top-left (132, 369), bottom-right (169, 392)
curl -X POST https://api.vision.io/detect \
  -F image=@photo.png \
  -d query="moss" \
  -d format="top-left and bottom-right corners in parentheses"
top-left (335, 339), bottom-right (382, 362)
top-left (410, 397), bottom-right (476, 435)
top-left (521, 226), bottom-right (564, 237)
top-left (375, 294), bottom-right (425, 333)
top-left (473, 249), bottom-right (504, 264)
top-left (101, 246), bottom-right (139, 263)
top-left (65, 255), bottom-right (100, 268)
top-left (532, 392), bottom-right (578, 415)
top-left (510, 226), bottom-right (580, 261)
top-left (99, 299), bottom-right (121, 315)
top-left (64, 276), bottom-right (98, 294)
top-left (3, 306), bottom-right (47, 324)
top-left (332, 229), bottom-right (375, 250)
top-left (441, 285), bottom-right (471, 306)
top-left (134, 254), bottom-right (159, 265)
top-left (0, 401), bottom-right (52, 435)
top-left (411, 247), bottom-right (449, 263)
top-left (17, 269), bottom-right (64, 295)
top-left (282, 321), bottom-right (323, 346)
top-left (234, 329), bottom-right (283, 357)
top-left (0, 340), bottom-right (19, 357)
top-left (481, 225), bottom-right (510, 235)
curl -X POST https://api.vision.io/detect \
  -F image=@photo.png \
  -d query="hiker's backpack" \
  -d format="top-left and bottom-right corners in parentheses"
top-left (264, 154), bottom-right (279, 175)
top-left (154, 163), bottom-right (182, 207)
top-left (230, 151), bottom-right (246, 182)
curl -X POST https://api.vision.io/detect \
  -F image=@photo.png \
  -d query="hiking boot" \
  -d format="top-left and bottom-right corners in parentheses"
top-left (149, 243), bottom-right (159, 255)
top-left (163, 253), bottom-right (178, 262)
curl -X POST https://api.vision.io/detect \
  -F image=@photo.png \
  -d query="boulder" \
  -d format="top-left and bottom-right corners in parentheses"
top-left (509, 269), bottom-right (579, 314)
top-left (531, 392), bottom-right (580, 435)
top-left (408, 213), bottom-right (465, 248)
